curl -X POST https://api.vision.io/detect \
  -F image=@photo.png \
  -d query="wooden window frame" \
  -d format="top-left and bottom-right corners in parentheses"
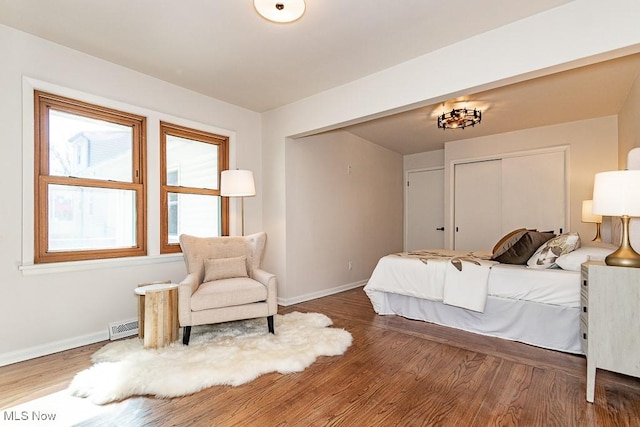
top-left (160, 122), bottom-right (229, 254)
top-left (34, 91), bottom-right (147, 263)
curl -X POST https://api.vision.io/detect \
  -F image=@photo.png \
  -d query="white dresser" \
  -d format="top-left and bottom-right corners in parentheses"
top-left (581, 261), bottom-right (640, 402)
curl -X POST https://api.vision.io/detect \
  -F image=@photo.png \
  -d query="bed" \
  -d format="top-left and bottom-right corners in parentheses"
top-left (364, 231), bottom-right (617, 354)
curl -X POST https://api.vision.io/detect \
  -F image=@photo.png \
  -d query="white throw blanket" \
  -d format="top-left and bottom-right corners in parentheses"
top-left (364, 250), bottom-right (497, 313)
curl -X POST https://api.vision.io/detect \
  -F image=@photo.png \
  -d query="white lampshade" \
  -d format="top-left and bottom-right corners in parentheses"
top-left (592, 170), bottom-right (640, 217)
top-left (220, 170), bottom-right (256, 197)
top-left (581, 200), bottom-right (602, 223)
top-left (254, 0), bottom-right (305, 23)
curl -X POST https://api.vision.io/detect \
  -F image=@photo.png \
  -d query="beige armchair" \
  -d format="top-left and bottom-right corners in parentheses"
top-left (178, 232), bottom-right (277, 345)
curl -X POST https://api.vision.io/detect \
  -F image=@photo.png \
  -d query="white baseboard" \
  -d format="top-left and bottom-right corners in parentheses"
top-left (0, 331), bottom-right (108, 367)
top-left (277, 280), bottom-right (367, 307)
top-left (1, 281), bottom-right (368, 366)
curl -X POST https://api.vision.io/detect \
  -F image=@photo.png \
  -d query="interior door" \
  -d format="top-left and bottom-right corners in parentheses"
top-left (454, 160), bottom-right (502, 251)
top-left (406, 168), bottom-right (444, 251)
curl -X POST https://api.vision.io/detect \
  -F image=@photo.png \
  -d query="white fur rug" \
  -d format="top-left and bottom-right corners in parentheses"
top-left (68, 312), bottom-right (352, 404)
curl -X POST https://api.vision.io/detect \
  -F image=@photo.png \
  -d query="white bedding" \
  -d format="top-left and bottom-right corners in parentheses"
top-left (372, 292), bottom-right (582, 354)
top-left (488, 264), bottom-right (580, 307)
top-left (364, 250), bottom-right (583, 353)
top-left (365, 251), bottom-right (580, 310)
top-left (365, 250), bottom-right (497, 313)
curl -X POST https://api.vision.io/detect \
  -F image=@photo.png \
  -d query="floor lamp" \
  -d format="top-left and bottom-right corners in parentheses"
top-left (221, 169), bottom-right (256, 236)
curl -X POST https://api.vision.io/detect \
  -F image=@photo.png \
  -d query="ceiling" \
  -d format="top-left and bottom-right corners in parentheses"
top-left (344, 53), bottom-right (640, 154)
top-left (1, 0), bottom-right (639, 155)
top-left (0, 0), bottom-right (569, 112)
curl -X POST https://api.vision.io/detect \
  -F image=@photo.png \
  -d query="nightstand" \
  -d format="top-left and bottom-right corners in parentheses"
top-left (135, 282), bottom-right (179, 349)
top-left (581, 261), bottom-right (640, 403)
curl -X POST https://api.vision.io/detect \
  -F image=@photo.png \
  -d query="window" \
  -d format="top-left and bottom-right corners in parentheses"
top-left (160, 122), bottom-right (229, 253)
top-left (34, 91), bottom-right (146, 263)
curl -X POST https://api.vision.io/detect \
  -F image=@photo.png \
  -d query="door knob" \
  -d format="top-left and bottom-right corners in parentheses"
top-left (436, 227), bottom-right (444, 231)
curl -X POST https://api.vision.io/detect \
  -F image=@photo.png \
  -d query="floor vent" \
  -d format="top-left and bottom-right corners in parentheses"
top-left (109, 318), bottom-right (139, 340)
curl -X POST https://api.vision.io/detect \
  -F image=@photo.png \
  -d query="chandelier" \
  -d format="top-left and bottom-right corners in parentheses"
top-left (437, 108), bottom-right (482, 130)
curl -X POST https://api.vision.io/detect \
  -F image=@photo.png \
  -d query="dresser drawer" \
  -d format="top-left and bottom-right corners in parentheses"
top-left (580, 278), bottom-right (589, 331)
top-left (580, 303), bottom-right (588, 327)
top-left (580, 263), bottom-right (589, 355)
top-left (580, 318), bottom-right (588, 353)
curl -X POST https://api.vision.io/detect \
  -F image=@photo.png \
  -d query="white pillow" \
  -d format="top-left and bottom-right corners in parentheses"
top-left (555, 244), bottom-right (617, 271)
top-left (527, 232), bottom-right (581, 269)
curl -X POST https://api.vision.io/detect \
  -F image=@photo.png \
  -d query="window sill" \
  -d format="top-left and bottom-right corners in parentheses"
top-left (19, 253), bottom-right (184, 276)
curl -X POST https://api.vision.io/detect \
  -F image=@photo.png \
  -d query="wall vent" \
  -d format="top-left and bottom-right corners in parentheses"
top-left (108, 318), bottom-right (139, 340)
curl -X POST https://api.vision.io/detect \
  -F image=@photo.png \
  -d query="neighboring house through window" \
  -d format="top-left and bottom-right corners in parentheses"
top-left (34, 91), bottom-right (146, 263)
top-left (167, 169), bottom-right (179, 240)
top-left (160, 122), bottom-right (229, 254)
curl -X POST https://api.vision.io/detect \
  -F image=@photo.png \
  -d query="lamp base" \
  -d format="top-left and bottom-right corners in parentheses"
top-left (604, 248), bottom-right (640, 268)
top-left (605, 215), bottom-right (640, 268)
top-left (592, 223), bottom-right (602, 242)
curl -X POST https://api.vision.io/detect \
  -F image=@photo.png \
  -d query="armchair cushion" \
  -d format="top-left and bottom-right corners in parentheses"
top-left (203, 255), bottom-right (248, 282)
top-left (179, 233), bottom-right (265, 282)
top-left (191, 278), bottom-right (268, 311)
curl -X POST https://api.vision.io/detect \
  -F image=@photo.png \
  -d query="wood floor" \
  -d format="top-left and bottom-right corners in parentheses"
top-left (2, 287), bottom-right (640, 426)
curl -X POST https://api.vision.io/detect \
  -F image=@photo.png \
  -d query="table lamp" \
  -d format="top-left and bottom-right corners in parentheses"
top-left (581, 200), bottom-right (602, 242)
top-left (592, 170), bottom-right (640, 267)
top-left (220, 169), bottom-right (256, 236)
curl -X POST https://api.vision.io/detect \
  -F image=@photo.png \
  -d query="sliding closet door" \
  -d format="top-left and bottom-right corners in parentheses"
top-left (501, 151), bottom-right (566, 234)
top-left (454, 160), bottom-right (502, 251)
top-left (453, 150), bottom-right (567, 252)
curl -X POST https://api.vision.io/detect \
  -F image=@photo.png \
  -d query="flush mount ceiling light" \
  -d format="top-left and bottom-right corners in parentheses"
top-left (254, 0), bottom-right (306, 23)
top-left (437, 108), bottom-right (482, 130)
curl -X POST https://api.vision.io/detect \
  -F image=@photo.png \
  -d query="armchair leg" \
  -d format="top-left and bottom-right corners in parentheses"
top-left (267, 315), bottom-right (275, 334)
top-left (183, 326), bottom-right (191, 345)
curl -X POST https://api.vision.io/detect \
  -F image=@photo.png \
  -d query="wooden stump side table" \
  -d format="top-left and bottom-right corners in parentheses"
top-left (134, 283), bottom-right (179, 349)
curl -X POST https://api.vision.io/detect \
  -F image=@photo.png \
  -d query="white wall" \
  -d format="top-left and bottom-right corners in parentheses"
top-left (261, 0), bottom-right (640, 298)
top-left (443, 117), bottom-right (619, 248)
top-left (619, 73), bottom-right (640, 168)
top-left (283, 131), bottom-right (403, 303)
top-left (0, 25), bottom-right (262, 365)
top-left (404, 149), bottom-right (444, 172)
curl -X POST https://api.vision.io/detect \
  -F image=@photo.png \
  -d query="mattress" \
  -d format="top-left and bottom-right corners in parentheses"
top-left (365, 252), bottom-right (580, 311)
top-left (364, 252), bottom-right (583, 354)
top-left (488, 264), bottom-right (580, 307)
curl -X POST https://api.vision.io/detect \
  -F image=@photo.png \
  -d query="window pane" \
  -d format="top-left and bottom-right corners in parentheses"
top-left (167, 170), bottom-right (179, 186)
top-left (167, 193), bottom-right (220, 244)
top-left (166, 135), bottom-right (219, 189)
top-left (48, 109), bottom-right (133, 182)
top-left (48, 184), bottom-right (137, 251)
